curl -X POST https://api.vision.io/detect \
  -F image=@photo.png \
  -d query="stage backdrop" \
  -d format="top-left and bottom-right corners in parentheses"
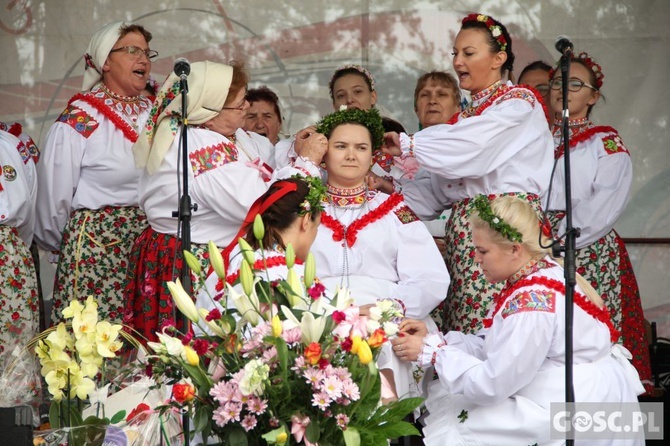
top-left (1, 0), bottom-right (669, 333)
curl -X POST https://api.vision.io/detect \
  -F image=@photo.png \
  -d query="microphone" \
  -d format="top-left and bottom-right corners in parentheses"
top-left (555, 35), bottom-right (574, 55)
top-left (173, 57), bottom-right (191, 79)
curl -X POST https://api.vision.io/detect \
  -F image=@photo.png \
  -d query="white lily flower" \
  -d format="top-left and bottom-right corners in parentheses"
top-left (228, 282), bottom-right (260, 326)
top-left (167, 279), bottom-right (200, 323)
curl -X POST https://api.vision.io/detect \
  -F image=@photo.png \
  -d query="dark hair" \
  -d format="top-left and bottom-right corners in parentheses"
top-left (461, 17), bottom-right (515, 76)
top-left (518, 60), bottom-right (552, 83)
top-left (246, 85), bottom-right (282, 121)
top-left (413, 70), bottom-right (462, 107)
top-left (244, 178), bottom-right (320, 251)
top-left (119, 23), bottom-right (153, 44)
top-left (225, 60), bottom-right (249, 106)
top-left (381, 116), bottom-right (406, 133)
top-left (328, 66), bottom-right (375, 99)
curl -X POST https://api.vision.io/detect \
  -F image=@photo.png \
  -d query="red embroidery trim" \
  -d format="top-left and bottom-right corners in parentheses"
top-left (449, 84), bottom-right (545, 124)
top-left (483, 275), bottom-right (619, 342)
top-left (214, 255), bottom-right (304, 294)
top-left (320, 193), bottom-right (403, 247)
top-left (69, 93), bottom-right (140, 143)
top-left (554, 125), bottom-right (618, 159)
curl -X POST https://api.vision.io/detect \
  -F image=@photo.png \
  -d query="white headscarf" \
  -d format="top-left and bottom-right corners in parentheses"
top-left (82, 21), bottom-right (125, 91)
top-left (133, 60), bottom-right (234, 174)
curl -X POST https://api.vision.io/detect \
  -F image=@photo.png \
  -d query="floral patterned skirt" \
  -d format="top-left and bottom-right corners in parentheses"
top-left (123, 227), bottom-right (210, 343)
top-left (0, 226), bottom-right (39, 372)
top-left (547, 211), bottom-right (652, 391)
top-left (50, 207), bottom-right (147, 326)
top-left (437, 192), bottom-right (542, 334)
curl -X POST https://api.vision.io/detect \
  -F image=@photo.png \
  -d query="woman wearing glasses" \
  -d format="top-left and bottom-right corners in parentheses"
top-left (125, 61), bottom-right (325, 342)
top-left (546, 51), bottom-right (652, 392)
top-left (35, 21), bottom-right (156, 325)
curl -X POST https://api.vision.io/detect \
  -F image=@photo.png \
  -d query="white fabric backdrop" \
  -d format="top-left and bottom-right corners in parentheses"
top-left (1, 0), bottom-right (668, 332)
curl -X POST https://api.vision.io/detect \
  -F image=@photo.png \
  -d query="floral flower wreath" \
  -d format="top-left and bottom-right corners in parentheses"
top-left (315, 106), bottom-right (385, 151)
top-left (329, 64), bottom-right (376, 98)
top-left (462, 13), bottom-right (508, 52)
top-left (292, 174), bottom-right (327, 215)
top-left (472, 195), bottom-right (523, 243)
top-left (548, 52), bottom-right (604, 89)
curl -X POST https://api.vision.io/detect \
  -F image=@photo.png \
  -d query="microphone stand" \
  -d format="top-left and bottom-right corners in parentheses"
top-left (172, 73), bottom-right (193, 446)
top-left (551, 50), bottom-right (580, 446)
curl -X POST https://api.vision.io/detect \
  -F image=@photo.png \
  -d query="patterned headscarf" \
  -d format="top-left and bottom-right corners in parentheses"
top-left (133, 60), bottom-right (233, 174)
top-left (82, 21), bottom-right (125, 91)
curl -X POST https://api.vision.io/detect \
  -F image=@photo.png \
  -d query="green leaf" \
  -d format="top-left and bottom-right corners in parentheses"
top-left (305, 416), bottom-right (321, 443)
top-left (371, 397), bottom-right (424, 422)
top-left (49, 400), bottom-right (84, 429)
top-left (109, 410), bottom-right (126, 425)
top-left (182, 363), bottom-right (211, 391)
top-left (194, 406), bottom-right (212, 432)
top-left (367, 420), bottom-right (420, 439)
top-left (343, 426), bottom-right (361, 446)
top-left (226, 425), bottom-right (249, 445)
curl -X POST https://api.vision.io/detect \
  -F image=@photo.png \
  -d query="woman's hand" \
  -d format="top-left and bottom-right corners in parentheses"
top-left (366, 172), bottom-right (394, 194)
top-left (300, 130), bottom-right (328, 165)
top-left (294, 126), bottom-right (318, 155)
top-left (399, 318), bottom-right (428, 337)
top-left (382, 131), bottom-right (402, 157)
top-left (390, 330), bottom-right (425, 362)
top-left (358, 303), bottom-right (375, 317)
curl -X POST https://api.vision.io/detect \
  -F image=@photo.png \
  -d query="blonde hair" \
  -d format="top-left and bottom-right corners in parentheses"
top-left (469, 196), bottom-right (604, 308)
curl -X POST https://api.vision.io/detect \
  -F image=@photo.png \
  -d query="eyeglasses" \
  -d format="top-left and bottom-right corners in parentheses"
top-left (109, 46), bottom-right (159, 61)
top-left (221, 100), bottom-right (248, 111)
top-left (535, 84), bottom-right (550, 94)
top-left (550, 78), bottom-right (597, 92)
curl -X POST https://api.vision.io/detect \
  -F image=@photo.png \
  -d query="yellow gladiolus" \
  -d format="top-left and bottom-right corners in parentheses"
top-left (271, 315), bottom-right (282, 337)
top-left (357, 339), bottom-right (373, 365)
top-left (208, 241), bottom-right (226, 279)
top-left (182, 345), bottom-right (200, 366)
top-left (167, 279), bottom-right (200, 323)
top-left (183, 250), bottom-right (202, 275)
top-left (350, 335), bottom-right (362, 354)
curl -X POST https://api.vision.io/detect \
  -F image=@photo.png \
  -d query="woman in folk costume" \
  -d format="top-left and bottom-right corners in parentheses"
top-left (35, 21), bottom-right (155, 324)
top-left (383, 13), bottom-right (554, 334)
top-left (0, 130), bottom-right (40, 372)
top-left (392, 195), bottom-right (645, 446)
top-left (125, 61), bottom-right (325, 342)
top-left (309, 107), bottom-right (449, 401)
top-left (546, 52), bottom-right (652, 392)
top-left (196, 176), bottom-right (326, 316)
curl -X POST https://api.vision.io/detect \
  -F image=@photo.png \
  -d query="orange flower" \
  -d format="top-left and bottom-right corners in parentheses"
top-left (304, 342), bottom-right (322, 365)
top-left (172, 381), bottom-right (195, 404)
top-left (224, 333), bottom-right (238, 354)
top-left (367, 328), bottom-right (387, 348)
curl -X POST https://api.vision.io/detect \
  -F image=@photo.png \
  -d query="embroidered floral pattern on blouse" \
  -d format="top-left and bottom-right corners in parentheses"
top-left (394, 205), bottom-right (419, 224)
top-left (57, 105), bottom-right (99, 138)
top-left (501, 289), bottom-right (556, 318)
top-left (189, 141), bottom-right (238, 177)
top-left (602, 133), bottom-right (629, 155)
top-left (497, 88), bottom-right (537, 109)
top-left (324, 183), bottom-right (368, 207)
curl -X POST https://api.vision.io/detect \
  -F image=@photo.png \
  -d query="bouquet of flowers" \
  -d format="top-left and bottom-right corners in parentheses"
top-left (31, 297), bottom-right (182, 446)
top-left (146, 217), bottom-right (422, 445)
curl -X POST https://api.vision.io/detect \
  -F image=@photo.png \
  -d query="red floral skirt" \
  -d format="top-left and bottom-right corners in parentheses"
top-left (123, 227), bottom-right (210, 342)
